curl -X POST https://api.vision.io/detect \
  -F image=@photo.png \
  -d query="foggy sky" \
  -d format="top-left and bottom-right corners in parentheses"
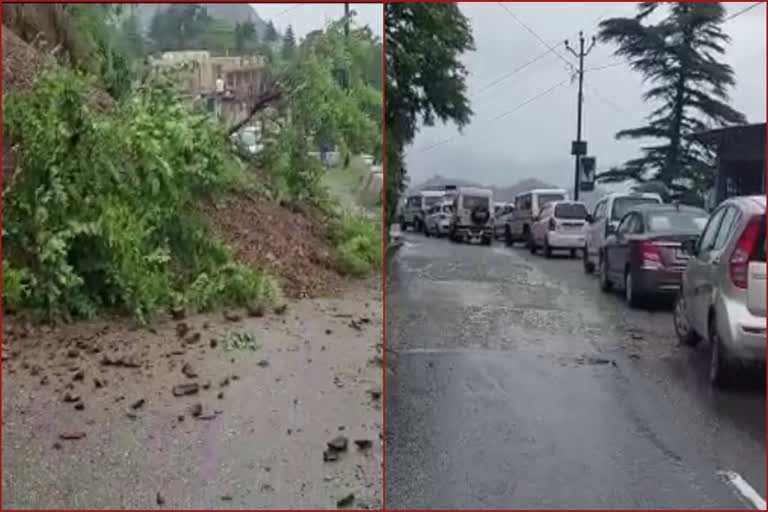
top-left (250, 3), bottom-right (382, 39)
top-left (405, 2), bottom-right (766, 189)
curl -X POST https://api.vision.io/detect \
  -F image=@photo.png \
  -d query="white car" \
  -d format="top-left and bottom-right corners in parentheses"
top-left (424, 202), bottom-right (454, 237)
top-left (673, 196), bottom-right (766, 387)
top-left (506, 188), bottom-right (568, 247)
top-left (583, 192), bottom-right (663, 274)
top-left (530, 200), bottom-right (589, 258)
top-left (401, 190), bottom-right (446, 233)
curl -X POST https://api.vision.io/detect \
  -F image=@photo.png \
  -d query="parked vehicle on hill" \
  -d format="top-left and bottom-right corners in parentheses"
top-left (598, 203), bottom-right (709, 306)
top-left (506, 188), bottom-right (567, 247)
top-left (530, 200), bottom-right (589, 258)
top-left (672, 196), bottom-right (766, 387)
top-left (425, 202), bottom-right (454, 237)
top-left (583, 192), bottom-right (663, 274)
top-left (449, 187), bottom-right (494, 245)
top-left (401, 190), bottom-right (446, 232)
top-left (493, 202), bottom-right (515, 240)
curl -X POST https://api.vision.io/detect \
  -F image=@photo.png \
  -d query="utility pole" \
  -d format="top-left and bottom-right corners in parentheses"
top-left (344, 3), bottom-right (350, 38)
top-left (565, 31), bottom-right (596, 201)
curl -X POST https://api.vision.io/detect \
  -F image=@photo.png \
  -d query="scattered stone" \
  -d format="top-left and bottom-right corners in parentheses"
top-left (628, 353), bottom-right (641, 361)
top-left (59, 432), bottom-right (86, 440)
top-left (181, 363), bottom-right (197, 379)
top-left (40, 376), bottom-right (50, 386)
top-left (224, 311), bottom-right (241, 322)
top-left (73, 370), bottom-right (85, 382)
top-left (349, 320), bottom-right (363, 331)
top-left (94, 378), bottom-right (104, 389)
top-left (198, 412), bottom-right (217, 420)
top-left (630, 333), bottom-right (644, 340)
top-left (67, 349), bottom-right (80, 358)
top-left (177, 415), bottom-right (185, 422)
top-left (220, 377), bottom-right (230, 387)
top-left (126, 412), bottom-right (139, 420)
top-left (367, 389), bottom-right (382, 400)
top-left (221, 496), bottom-right (233, 501)
top-left (274, 304), bottom-right (288, 315)
top-left (190, 403), bottom-right (203, 417)
top-left (325, 329), bottom-right (332, 335)
top-left (156, 491), bottom-right (165, 506)
top-left (63, 392), bottom-right (80, 403)
top-left (337, 493), bottom-right (355, 508)
top-left (231, 375), bottom-right (239, 381)
top-left (185, 332), bottom-right (201, 345)
top-left (323, 449), bottom-right (339, 462)
top-left (257, 360), bottom-right (269, 368)
top-left (172, 383), bottom-right (199, 397)
top-left (170, 306), bottom-right (186, 321)
top-left (354, 439), bottom-right (373, 450)
top-left (217, 391), bottom-right (224, 400)
top-left (52, 442), bottom-right (63, 450)
top-left (209, 339), bottom-right (218, 349)
top-left (327, 436), bottom-right (348, 452)
top-left (131, 398), bottom-right (146, 410)
top-left (74, 402), bottom-right (85, 411)
top-left (246, 303), bottom-right (265, 317)
top-left (30, 365), bottom-right (41, 376)
top-left (202, 380), bottom-right (212, 390)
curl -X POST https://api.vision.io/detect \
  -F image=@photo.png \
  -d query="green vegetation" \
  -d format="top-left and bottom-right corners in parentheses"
top-left (598, 2), bottom-right (746, 197)
top-left (384, 4), bottom-right (475, 233)
top-left (2, 71), bottom-right (279, 322)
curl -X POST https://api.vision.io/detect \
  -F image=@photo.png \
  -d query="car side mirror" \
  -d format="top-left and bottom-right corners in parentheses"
top-left (585, 214), bottom-right (593, 224)
top-left (681, 238), bottom-right (698, 256)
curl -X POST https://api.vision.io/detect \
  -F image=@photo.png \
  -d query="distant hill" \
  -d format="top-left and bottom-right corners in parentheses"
top-left (133, 4), bottom-right (269, 39)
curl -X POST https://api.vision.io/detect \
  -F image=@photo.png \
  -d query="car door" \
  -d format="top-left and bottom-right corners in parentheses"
top-left (609, 213), bottom-right (636, 278)
top-left (532, 206), bottom-right (548, 244)
top-left (687, 206), bottom-right (734, 335)
top-left (587, 200), bottom-right (606, 261)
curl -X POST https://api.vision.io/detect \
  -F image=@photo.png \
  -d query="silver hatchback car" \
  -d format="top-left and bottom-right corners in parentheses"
top-left (673, 196), bottom-right (766, 387)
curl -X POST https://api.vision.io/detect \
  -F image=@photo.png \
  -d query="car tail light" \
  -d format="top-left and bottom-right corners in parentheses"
top-left (729, 216), bottom-right (762, 288)
top-left (641, 240), bottom-right (662, 270)
top-left (548, 218), bottom-right (556, 231)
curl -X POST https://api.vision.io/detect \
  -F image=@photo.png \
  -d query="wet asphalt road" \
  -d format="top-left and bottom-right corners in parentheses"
top-left (385, 233), bottom-right (765, 510)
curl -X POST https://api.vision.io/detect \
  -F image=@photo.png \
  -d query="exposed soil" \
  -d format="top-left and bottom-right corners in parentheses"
top-left (202, 192), bottom-right (344, 299)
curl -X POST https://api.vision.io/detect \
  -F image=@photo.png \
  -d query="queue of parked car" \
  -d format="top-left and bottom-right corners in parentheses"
top-left (398, 186), bottom-right (766, 388)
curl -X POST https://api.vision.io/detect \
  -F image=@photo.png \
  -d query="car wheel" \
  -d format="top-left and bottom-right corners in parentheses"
top-left (709, 315), bottom-right (735, 388)
top-left (529, 236), bottom-right (536, 254)
top-left (599, 254), bottom-right (613, 292)
top-left (673, 293), bottom-right (700, 346)
top-left (400, 221), bottom-right (407, 232)
top-left (504, 228), bottom-right (513, 247)
top-left (570, 249), bottom-right (577, 259)
top-left (583, 247), bottom-right (595, 274)
top-left (624, 269), bottom-right (642, 308)
top-left (544, 237), bottom-right (553, 258)
top-left (424, 225), bottom-right (431, 237)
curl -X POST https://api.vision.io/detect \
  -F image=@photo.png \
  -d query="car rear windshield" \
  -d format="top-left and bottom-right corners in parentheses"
top-left (753, 218), bottom-right (766, 262)
top-left (646, 211), bottom-right (709, 233)
top-left (463, 196), bottom-right (490, 209)
top-left (612, 197), bottom-right (660, 220)
top-left (537, 194), bottom-right (565, 209)
top-left (554, 203), bottom-right (588, 219)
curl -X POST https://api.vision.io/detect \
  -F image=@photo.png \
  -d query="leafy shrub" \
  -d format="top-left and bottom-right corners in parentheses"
top-left (2, 69), bottom-right (279, 321)
top-left (326, 209), bottom-right (382, 277)
top-left (2, 260), bottom-right (34, 312)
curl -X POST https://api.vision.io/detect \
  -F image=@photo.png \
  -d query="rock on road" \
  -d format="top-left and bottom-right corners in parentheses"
top-left (3, 282), bottom-right (382, 510)
top-left (385, 233), bottom-right (765, 509)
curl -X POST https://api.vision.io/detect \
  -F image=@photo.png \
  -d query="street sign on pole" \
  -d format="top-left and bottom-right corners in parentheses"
top-left (579, 156), bottom-right (596, 192)
top-left (571, 140), bottom-right (587, 156)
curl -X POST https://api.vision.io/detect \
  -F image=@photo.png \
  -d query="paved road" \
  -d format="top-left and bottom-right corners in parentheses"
top-left (3, 284), bottom-right (382, 510)
top-left (385, 233), bottom-right (765, 509)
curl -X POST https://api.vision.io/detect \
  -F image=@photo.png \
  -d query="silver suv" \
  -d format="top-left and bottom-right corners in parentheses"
top-left (673, 196), bottom-right (766, 387)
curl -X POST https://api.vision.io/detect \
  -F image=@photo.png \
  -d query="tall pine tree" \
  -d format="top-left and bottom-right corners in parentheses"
top-left (598, 2), bottom-right (746, 195)
top-left (282, 25), bottom-right (296, 61)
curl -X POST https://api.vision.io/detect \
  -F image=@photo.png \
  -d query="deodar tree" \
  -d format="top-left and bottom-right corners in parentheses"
top-left (598, 2), bottom-right (746, 196)
top-left (384, 3), bottom-right (474, 230)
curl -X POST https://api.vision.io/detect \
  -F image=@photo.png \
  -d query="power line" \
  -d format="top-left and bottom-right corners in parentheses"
top-left (496, 2), bottom-right (575, 71)
top-left (470, 46), bottom-right (556, 99)
top-left (584, 61), bottom-right (624, 73)
top-left (412, 78), bottom-right (569, 156)
top-left (273, 4), bottom-right (304, 19)
top-left (724, 2), bottom-right (763, 21)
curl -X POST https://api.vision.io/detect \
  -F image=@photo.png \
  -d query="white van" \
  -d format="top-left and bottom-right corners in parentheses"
top-left (505, 188), bottom-right (568, 247)
top-left (401, 190), bottom-right (446, 232)
top-left (449, 187), bottom-right (494, 245)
